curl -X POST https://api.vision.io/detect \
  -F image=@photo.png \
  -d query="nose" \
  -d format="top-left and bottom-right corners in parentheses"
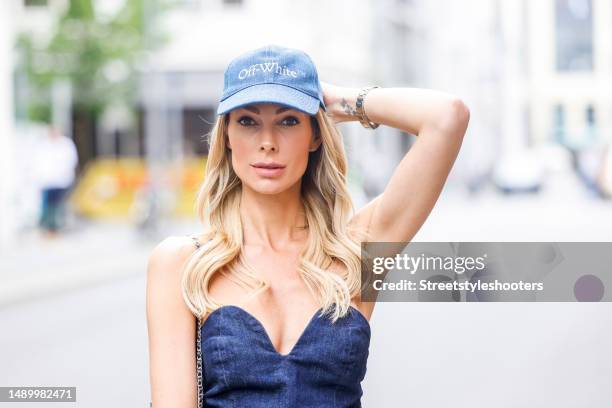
top-left (259, 141), bottom-right (276, 152)
top-left (259, 128), bottom-right (278, 152)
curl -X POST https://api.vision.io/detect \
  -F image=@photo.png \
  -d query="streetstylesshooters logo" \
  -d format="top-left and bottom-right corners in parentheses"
top-left (238, 61), bottom-right (303, 80)
top-left (370, 252), bottom-right (543, 293)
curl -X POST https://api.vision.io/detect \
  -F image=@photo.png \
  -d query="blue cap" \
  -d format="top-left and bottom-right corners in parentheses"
top-left (217, 45), bottom-right (326, 116)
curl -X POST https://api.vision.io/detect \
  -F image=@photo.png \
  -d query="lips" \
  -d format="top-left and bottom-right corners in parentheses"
top-left (250, 162), bottom-right (286, 177)
top-left (251, 162), bottom-right (285, 169)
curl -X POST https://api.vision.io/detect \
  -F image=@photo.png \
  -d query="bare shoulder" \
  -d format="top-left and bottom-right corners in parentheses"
top-left (146, 235), bottom-right (201, 317)
top-left (149, 235), bottom-right (199, 261)
top-left (147, 236), bottom-right (199, 278)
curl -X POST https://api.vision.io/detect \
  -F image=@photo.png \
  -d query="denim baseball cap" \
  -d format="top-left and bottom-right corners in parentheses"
top-left (217, 44), bottom-right (326, 116)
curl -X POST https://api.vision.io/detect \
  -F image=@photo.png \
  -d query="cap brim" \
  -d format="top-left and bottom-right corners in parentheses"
top-left (217, 83), bottom-right (323, 116)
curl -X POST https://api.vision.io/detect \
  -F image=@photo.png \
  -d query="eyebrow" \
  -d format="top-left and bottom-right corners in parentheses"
top-left (242, 106), bottom-right (292, 114)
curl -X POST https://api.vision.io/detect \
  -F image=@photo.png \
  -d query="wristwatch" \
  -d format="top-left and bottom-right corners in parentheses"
top-left (355, 86), bottom-right (380, 129)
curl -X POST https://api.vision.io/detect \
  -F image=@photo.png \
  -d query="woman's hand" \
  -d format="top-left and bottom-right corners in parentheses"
top-left (320, 81), bottom-right (362, 124)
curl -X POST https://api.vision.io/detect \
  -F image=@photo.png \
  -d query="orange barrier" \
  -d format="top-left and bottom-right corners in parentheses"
top-left (69, 157), bottom-right (207, 218)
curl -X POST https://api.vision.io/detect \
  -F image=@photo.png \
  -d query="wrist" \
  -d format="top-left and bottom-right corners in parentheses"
top-left (355, 86), bottom-right (380, 129)
top-left (332, 87), bottom-right (361, 122)
top-left (321, 83), bottom-right (381, 126)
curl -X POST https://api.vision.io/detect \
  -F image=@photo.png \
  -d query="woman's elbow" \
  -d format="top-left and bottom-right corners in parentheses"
top-left (437, 98), bottom-right (471, 136)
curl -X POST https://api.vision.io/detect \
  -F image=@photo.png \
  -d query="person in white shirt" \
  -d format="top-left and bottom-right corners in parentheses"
top-left (34, 125), bottom-right (79, 236)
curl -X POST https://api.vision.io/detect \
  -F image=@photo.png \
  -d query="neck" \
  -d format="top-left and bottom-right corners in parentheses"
top-left (240, 182), bottom-right (308, 251)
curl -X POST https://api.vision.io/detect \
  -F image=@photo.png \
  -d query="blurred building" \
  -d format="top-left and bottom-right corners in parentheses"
top-left (370, 0), bottom-right (506, 190)
top-left (528, 0), bottom-right (612, 149)
top-left (10, 0), bottom-right (612, 222)
top-left (0, 2), bottom-right (19, 247)
top-left (375, 0), bottom-right (612, 195)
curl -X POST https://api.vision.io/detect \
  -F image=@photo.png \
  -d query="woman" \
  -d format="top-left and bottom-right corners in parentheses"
top-left (146, 45), bottom-right (470, 407)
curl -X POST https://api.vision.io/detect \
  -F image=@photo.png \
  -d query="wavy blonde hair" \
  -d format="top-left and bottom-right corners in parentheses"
top-left (181, 108), bottom-right (369, 324)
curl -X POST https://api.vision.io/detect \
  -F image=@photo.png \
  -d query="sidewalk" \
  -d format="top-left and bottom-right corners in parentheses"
top-left (0, 219), bottom-right (196, 309)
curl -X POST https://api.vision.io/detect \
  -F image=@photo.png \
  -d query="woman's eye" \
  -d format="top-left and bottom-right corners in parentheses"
top-left (280, 116), bottom-right (300, 127)
top-left (237, 116), bottom-right (257, 127)
top-left (236, 115), bottom-right (299, 127)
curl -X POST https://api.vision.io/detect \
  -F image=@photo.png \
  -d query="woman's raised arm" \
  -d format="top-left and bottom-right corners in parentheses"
top-left (323, 83), bottom-right (470, 244)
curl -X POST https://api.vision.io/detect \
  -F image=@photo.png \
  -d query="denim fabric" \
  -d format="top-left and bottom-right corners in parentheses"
top-left (200, 305), bottom-right (371, 407)
top-left (39, 187), bottom-right (69, 232)
top-left (216, 44), bottom-right (326, 116)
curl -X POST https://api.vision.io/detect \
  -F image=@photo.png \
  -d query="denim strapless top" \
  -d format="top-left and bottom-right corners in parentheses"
top-left (196, 304), bottom-right (371, 408)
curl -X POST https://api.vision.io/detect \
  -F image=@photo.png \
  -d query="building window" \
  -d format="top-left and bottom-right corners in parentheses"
top-left (555, 0), bottom-right (593, 71)
top-left (585, 104), bottom-right (597, 142)
top-left (585, 104), bottom-right (596, 126)
top-left (554, 104), bottom-right (565, 127)
top-left (553, 104), bottom-right (566, 143)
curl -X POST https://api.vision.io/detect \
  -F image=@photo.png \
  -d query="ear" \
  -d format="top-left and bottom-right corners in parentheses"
top-left (308, 115), bottom-right (322, 152)
top-left (223, 115), bottom-right (231, 150)
top-left (309, 134), bottom-right (322, 152)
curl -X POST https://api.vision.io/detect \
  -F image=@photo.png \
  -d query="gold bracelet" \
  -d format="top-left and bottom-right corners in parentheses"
top-left (355, 86), bottom-right (380, 129)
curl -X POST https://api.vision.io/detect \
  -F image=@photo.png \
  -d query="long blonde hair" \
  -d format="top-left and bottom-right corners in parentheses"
top-left (181, 108), bottom-right (369, 324)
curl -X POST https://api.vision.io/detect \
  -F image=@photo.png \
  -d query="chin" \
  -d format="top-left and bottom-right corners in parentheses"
top-left (245, 179), bottom-right (291, 195)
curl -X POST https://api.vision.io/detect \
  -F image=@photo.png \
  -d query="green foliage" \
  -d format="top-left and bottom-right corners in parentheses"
top-left (16, 0), bottom-right (177, 124)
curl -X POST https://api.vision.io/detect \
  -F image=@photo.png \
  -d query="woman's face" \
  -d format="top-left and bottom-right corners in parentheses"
top-left (226, 103), bottom-right (321, 195)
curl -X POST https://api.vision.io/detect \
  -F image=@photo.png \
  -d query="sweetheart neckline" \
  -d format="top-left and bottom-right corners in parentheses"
top-left (200, 304), bottom-right (371, 358)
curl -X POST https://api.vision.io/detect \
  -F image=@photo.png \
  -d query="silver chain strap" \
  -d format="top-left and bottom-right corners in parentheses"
top-left (191, 235), bottom-right (204, 407)
top-left (196, 316), bottom-right (204, 407)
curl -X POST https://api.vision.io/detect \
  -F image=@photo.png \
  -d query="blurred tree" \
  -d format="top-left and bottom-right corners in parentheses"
top-left (15, 0), bottom-right (176, 165)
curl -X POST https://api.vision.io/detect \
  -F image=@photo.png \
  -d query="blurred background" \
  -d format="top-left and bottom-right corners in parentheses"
top-left (1, 0), bottom-right (611, 407)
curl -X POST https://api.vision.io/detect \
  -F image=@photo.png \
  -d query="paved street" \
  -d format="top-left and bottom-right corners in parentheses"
top-left (0, 274), bottom-right (148, 408)
top-left (0, 220), bottom-right (191, 407)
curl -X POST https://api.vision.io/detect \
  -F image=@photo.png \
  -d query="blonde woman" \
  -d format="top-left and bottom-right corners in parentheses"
top-left (146, 45), bottom-right (470, 407)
